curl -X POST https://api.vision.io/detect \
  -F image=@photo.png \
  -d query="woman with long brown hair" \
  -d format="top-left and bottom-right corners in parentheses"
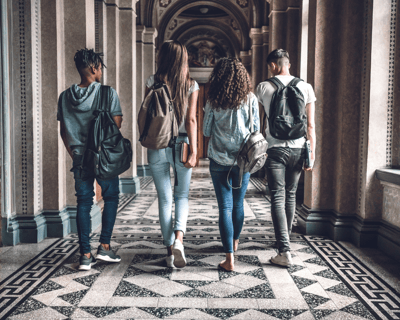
top-left (203, 58), bottom-right (259, 271)
top-left (145, 40), bottom-right (199, 268)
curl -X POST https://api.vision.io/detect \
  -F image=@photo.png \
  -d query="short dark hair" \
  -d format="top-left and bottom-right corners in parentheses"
top-left (266, 49), bottom-right (290, 67)
top-left (74, 48), bottom-right (106, 73)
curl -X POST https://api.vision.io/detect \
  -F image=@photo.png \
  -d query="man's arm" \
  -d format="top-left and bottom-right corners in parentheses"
top-left (305, 101), bottom-right (316, 171)
top-left (60, 120), bottom-right (73, 159)
top-left (113, 116), bottom-right (123, 129)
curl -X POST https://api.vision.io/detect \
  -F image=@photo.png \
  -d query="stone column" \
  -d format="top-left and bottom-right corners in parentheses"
top-left (39, 0), bottom-right (71, 238)
top-left (357, 0), bottom-right (393, 225)
top-left (136, 26), bottom-right (157, 176)
top-left (269, 0), bottom-right (288, 52)
top-left (136, 25), bottom-right (146, 176)
top-left (118, 1), bottom-right (140, 193)
top-left (105, 2), bottom-right (119, 91)
top-left (95, 0), bottom-right (107, 84)
top-left (298, 0), bottom-right (369, 244)
top-left (240, 50), bottom-right (252, 76)
top-left (286, 2), bottom-right (301, 77)
top-left (250, 28), bottom-right (263, 89)
top-left (1, 0), bottom-right (12, 245)
top-left (262, 26), bottom-right (269, 81)
top-left (3, 0), bottom-right (46, 245)
top-left (299, 0), bottom-right (309, 81)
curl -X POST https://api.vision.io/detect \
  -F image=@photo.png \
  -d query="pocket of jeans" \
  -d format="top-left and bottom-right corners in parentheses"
top-left (147, 149), bottom-right (161, 164)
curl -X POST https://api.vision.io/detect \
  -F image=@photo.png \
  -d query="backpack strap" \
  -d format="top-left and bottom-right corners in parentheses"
top-left (266, 77), bottom-right (285, 90)
top-left (287, 77), bottom-right (303, 87)
top-left (100, 85), bottom-right (111, 112)
top-left (249, 95), bottom-right (253, 133)
top-left (227, 95), bottom-right (252, 190)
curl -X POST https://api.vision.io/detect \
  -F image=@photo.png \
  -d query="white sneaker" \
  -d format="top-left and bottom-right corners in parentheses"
top-left (172, 239), bottom-right (186, 268)
top-left (270, 252), bottom-right (293, 267)
top-left (166, 255), bottom-right (174, 268)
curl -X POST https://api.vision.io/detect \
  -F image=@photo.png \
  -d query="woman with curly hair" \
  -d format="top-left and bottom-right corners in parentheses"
top-left (203, 58), bottom-right (260, 271)
top-left (145, 40), bottom-right (199, 268)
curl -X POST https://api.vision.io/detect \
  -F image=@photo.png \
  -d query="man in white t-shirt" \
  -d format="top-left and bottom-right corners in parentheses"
top-left (256, 49), bottom-right (316, 267)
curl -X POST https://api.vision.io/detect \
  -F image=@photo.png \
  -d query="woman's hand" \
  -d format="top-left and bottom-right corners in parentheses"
top-left (184, 152), bottom-right (197, 169)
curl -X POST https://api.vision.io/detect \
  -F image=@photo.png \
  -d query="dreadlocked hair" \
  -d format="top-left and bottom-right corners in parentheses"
top-left (74, 48), bottom-right (106, 73)
top-left (207, 58), bottom-right (252, 111)
top-left (154, 40), bottom-right (190, 126)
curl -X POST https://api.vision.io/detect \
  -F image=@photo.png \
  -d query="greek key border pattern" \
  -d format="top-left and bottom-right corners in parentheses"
top-left (357, 0), bottom-right (372, 213)
top-left (33, 0), bottom-right (42, 213)
top-left (0, 239), bottom-right (79, 319)
top-left (386, 0), bottom-right (397, 166)
top-left (306, 236), bottom-right (400, 320)
top-left (19, 0), bottom-right (28, 214)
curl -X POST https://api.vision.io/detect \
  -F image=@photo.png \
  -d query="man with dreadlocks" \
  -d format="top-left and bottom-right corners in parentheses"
top-left (58, 48), bottom-right (123, 270)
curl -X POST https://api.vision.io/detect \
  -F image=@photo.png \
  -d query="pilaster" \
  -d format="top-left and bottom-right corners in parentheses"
top-left (262, 26), bottom-right (269, 81)
top-left (250, 28), bottom-right (263, 89)
top-left (136, 26), bottom-right (157, 176)
top-left (240, 50), bottom-right (252, 76)
top-left (118, 0), bottom-right (140, 193)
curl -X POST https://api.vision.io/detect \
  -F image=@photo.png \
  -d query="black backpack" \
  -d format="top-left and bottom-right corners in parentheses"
top-left (266, 77), bottom-right (307, 140)
top-left (82, 85), bottom-right (132, 180)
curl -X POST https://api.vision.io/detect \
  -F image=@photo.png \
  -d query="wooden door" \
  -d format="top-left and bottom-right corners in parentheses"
top-left (196, 83), bottom-right (210, 162)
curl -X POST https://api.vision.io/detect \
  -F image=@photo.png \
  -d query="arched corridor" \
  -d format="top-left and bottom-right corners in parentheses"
top-left (1, 0), bottom-right (400, 318)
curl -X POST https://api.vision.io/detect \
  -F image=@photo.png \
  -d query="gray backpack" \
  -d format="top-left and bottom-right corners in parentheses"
top-left (228, 97), bottom-right (268, 189)
top-left (138, 82), bottom-right (178, 150)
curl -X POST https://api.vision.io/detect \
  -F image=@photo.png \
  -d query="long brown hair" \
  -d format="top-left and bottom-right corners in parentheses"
top-left (154, 40), bottom-right (190, 125)
top-left (207, 58), bottom-right (251, 111)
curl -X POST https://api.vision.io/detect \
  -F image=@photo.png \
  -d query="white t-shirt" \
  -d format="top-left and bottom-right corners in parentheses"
top-left (146, 75), bottom-right (200, 133)
top-left (256, 75), bottom-right (316, 149)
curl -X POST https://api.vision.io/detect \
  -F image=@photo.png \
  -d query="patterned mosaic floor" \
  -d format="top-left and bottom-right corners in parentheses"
top-left (1, 161), bottom-right (400, 319)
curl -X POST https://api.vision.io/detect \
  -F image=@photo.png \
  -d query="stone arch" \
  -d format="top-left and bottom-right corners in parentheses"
top-left (170, 20), bottom-right (241, 58)
top-left (146, 0), bottom-right (250, 50)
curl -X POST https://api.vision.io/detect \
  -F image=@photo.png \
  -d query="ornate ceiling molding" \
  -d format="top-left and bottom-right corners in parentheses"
top-left (145, 0), bottom-right (251, 50)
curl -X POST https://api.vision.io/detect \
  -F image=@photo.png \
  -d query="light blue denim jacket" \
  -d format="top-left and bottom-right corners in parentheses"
top-left (203, 92), bottom-right (260, 166)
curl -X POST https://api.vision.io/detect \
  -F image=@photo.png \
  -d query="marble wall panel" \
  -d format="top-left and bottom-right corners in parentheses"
top-left (382, 181), bottom-right (400, 228)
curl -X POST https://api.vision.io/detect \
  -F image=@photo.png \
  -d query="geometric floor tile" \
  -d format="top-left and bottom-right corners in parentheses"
top-left (2, 161), bottom-right (399, 319)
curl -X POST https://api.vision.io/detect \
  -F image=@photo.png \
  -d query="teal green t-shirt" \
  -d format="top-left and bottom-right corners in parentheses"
top-left (57, 82), bottom-right (122, 155)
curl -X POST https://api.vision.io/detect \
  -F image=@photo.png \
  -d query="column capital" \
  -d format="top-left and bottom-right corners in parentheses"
top-left (103, 0), bottom-right (138, 8)
top-left (143, 27), bottom-right (158, 44)
top-left (250, 28), bottom-right (263, 45)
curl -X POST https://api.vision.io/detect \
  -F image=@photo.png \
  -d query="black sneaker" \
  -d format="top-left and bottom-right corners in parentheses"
top-left (97, 245), bottom-right (121, 263)
top-left (79, 254), bottom-right (97, 271)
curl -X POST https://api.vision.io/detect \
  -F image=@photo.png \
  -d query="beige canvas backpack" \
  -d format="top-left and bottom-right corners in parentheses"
top-left (138, 82), bottom-right (178, 150)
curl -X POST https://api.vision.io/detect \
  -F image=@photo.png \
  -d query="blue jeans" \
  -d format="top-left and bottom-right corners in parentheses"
top-left (73, 166), bottom-right (120, 255)
top-left (209, 159), bottom-right (250, 253)
top-left (265, 147), bottom-right (305, 253)
top-left (148, 137), bottom-right (192, 247)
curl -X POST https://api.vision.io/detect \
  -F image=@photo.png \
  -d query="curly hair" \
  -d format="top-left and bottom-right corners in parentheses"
top-left (207, 58), bottom-right (252, 111)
